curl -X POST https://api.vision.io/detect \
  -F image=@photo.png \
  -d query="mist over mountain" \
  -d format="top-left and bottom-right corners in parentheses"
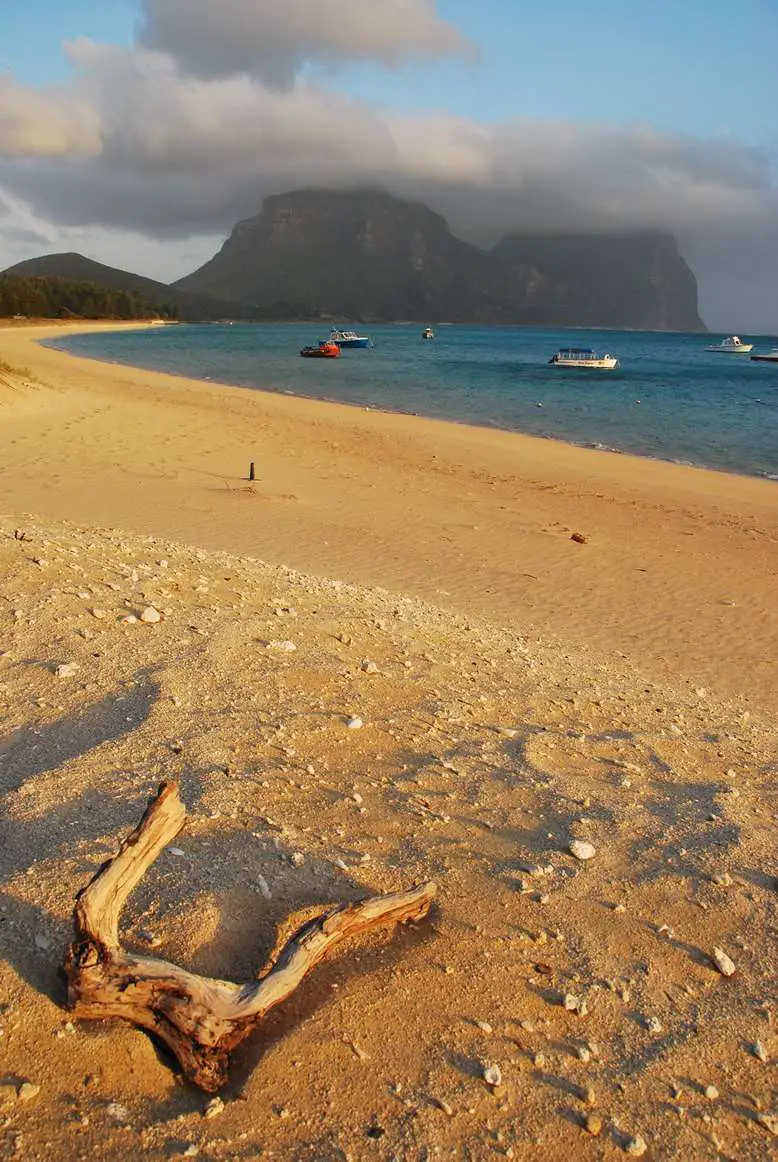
top-left (175, 188), bottom-right (704, 330)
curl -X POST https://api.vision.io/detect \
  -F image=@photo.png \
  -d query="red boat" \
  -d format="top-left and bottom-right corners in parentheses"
top-left (300, 340), bottom-right (340, 358)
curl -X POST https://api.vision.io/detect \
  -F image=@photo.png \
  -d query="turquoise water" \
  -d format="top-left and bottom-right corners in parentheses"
top-left (46, 323), bottom-right (778, 480)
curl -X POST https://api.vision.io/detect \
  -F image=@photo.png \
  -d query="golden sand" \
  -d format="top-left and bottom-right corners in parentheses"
top-left (1, 323), bottom-right (777, 1159)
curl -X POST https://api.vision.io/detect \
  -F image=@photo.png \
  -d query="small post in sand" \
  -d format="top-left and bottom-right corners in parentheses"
top-left (248, 461), bottom-right (255, 481)
top-left (63, 781), bottom-right (437, 1091)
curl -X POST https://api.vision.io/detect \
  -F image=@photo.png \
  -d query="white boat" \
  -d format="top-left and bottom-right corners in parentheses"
top-left (422, 327), bottom-right (434, 340)
top-left (328, 328), bottom-right (371, 349)
top-left (548, 347), bottom-right (619, 370)
top-left (750, 348), bottom-right (778, 363)
top-left (704, 335), bottom-right (753, 353)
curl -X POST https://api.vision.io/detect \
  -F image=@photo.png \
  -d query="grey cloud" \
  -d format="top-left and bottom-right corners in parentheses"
top-left (0, 225), bottom-right (52, 247)
top-left (136, 0), bottom-right (474, 87)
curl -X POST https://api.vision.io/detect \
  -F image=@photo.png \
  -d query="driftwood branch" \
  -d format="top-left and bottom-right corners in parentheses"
top-left (64, 781), bottom-right (437, 1091)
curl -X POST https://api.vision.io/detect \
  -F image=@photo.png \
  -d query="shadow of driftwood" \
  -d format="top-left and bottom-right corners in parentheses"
top-left (0, 668), bottom-right (161, 795)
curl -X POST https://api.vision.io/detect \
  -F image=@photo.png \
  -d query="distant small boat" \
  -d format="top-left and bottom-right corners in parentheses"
top-left (422, 327), bottom-right (435, 340)
top-left (750, 348), bottom-right (778, 363)
top-left (705, 335), bottom-right (753, 353)
top-left (300, 341), bottom-right (340, 359)
top-left (548, 347), bottom-right (620, 370)
top-left (328, 328), bottom-right (371, 349)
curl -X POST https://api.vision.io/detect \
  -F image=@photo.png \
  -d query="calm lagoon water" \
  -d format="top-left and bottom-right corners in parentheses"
top-left (46, 323), bottom-right (778, 480)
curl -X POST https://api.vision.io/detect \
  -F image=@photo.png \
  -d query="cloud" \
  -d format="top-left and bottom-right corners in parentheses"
top-left (0, 225), bottom-right (51, 247)
top-left (0, 74), bottom-right (101, 157)
top-left (2, 54), bottom-right (774, 253)
top-left (136, 0), bottom-right (474, 87)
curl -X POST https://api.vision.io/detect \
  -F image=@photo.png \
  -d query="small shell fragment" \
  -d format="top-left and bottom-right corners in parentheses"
top-left (712, 947), bottom-right (736, 977)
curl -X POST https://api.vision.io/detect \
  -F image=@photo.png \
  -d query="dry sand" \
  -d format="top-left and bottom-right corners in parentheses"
top-left (0, 324), bottom-right (777, 1160)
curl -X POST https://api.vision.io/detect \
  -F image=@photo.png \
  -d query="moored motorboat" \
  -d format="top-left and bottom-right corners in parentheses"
top-left (548, 347), bottom-right (620, 370)
top-left (300, 340), bottom-right (340, 358)
top-left (750, 348), bottom-right (778, 363)
top-left (328, 327), bottom-right (371, 349)
top-left (705, 335), bottom-right (753, 354)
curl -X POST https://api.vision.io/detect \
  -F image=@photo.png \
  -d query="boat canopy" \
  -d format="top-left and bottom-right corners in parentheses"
top-left (558, 347), bottom-right (595, 355)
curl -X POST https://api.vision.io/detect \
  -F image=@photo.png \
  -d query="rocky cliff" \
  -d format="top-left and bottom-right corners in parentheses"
top-left (175, 188), bottom-right (705, 330)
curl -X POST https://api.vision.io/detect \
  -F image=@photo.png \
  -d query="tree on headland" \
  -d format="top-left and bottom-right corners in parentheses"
top-left (0, 274), bottom-right (177, 321)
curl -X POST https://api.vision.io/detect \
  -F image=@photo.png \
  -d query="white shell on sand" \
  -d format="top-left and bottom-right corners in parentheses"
top-left (568, 839), bottom-right (596, 861)
top-left (346, 716), bottom-right (363, 729)
top-left (712, 947), bottom-right (736, 977)
top-left (482, 1063), bottom-right (502, 1087)
top-left (55, 662), bottom-right (79, 678)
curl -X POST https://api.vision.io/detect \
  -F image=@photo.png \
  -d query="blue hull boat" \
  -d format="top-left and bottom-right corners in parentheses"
top-left (328, 328), bottom-right (371, 349)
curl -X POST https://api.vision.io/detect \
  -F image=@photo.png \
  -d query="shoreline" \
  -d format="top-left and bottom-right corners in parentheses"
top-left (2, 321), bottom-right (778, 714)
top-left (41, 322), bottom-right (778, 484)
top-left (29, 320), bottom-right (778, 494)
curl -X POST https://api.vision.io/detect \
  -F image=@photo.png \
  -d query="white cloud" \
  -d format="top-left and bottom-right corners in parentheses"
top-left (136, 0), bottom-right (474, 87)
top-left (0, 74), bottom-right (101, 157)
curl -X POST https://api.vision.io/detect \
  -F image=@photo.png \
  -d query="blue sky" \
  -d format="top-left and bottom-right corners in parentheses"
top-left (4, 0), bottom-right (777, 146)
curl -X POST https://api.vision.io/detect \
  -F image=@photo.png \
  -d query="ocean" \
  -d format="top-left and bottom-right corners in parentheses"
top-left (45, 323), bottom-right (778, 480)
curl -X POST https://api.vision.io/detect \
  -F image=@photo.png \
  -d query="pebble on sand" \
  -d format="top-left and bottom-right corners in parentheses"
top-left (584, 1113), bottom-right (602, 1137)
top-left (568, 839), bottom-right (596, 861)
top-left (346, 716), bottom-right (364, 729)
top-left (623, 1136), bottom-right (647, 1156)
top-left (54, 662), bottom-right (79, 678)
top-left (482, 1063), bottom-right (502, 1088)
top-left (18, 1082), bottom-right (41, 1103)
top-left (139, 606), bottom-right (162, 624)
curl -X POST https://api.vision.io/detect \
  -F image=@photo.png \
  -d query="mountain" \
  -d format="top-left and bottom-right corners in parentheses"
top-left (1, 253), bottom-right (250, 322)
top-left (175, 188), bottom-right (485, 321)
top-left (175, 188), bottom-right (705, 330)
top-left (488, 231), bottom-right (704, 330)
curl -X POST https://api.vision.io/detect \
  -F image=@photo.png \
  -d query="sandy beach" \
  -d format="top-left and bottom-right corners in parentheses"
top-left (2, 323), bottom-right (778, 713)
top-left (1, 323), bottom-right (777, 1160)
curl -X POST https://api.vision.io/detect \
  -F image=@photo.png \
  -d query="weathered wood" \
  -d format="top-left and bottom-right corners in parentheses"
top-left (64, 781), bottom-right (436, 1091)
